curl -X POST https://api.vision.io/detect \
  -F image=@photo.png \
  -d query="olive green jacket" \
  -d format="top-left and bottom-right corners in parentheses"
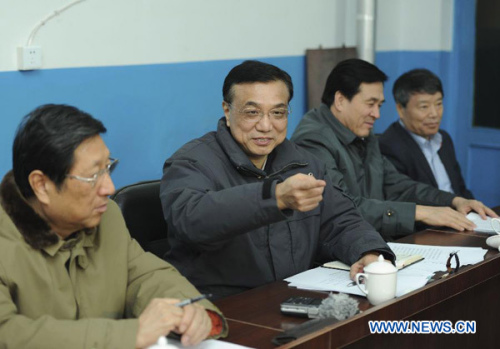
top-left (0, 171), bottom-right (227, 349)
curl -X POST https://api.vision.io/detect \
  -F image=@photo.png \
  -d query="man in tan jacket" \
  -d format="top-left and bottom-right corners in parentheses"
top-left (0, 104), bottom-right (226, 349)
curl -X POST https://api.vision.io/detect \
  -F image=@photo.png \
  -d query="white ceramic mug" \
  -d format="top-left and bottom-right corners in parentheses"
top-left (355, 255), bottom-right (397, 305)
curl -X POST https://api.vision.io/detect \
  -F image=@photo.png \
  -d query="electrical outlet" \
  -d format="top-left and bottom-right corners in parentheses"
top-left (17, 46), bottom-right (42, 71)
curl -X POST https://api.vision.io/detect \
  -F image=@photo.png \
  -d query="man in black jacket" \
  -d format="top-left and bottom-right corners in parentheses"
top-left (160, 60), bottom-right (394, 300)
top-left (379, 69), bottom-right (474, 199)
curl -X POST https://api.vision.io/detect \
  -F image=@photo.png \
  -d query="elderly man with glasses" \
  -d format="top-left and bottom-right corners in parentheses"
top-left (0, 104), bottom-right (226, 348)
top-left (160, 60), bottom-right (394, 300)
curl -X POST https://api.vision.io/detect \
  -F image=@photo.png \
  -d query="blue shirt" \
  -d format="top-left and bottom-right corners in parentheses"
top-left (399, 120), bottom-right (454, 194)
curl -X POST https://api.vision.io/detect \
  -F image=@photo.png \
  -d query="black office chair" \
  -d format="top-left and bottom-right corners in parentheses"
top-left (111, 180), bottom-right (169, 258)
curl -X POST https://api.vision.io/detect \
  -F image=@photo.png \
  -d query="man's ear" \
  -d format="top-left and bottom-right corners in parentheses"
top-left (333, 91), bottom-right (346, 111)
top-left (222, 101), bottom-right (231, 127)
top-left (28, 170), bottom-right (51, 205)
top-left (395, 103), bottom-right (406, 120)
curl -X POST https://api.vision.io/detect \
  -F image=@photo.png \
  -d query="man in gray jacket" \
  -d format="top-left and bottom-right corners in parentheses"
top-left (160, 60), bottom-right (394, 300)
top-left (292, 59), bottom-right (495, 240)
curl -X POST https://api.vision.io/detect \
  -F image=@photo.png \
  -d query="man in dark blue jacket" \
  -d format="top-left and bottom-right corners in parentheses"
top-left (379, 69), bottom-right (474, 199)
top-left (160, 60), bottom-right (394, 300)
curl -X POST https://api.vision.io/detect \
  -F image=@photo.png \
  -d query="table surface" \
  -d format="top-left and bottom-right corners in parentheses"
top-left (215, 227), bottom-right (500, 348)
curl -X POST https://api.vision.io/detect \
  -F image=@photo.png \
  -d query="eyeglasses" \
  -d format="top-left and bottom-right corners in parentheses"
top-left (228, 103), bottom-right (290, 123)
top-left (446, 251), bottom-right (460, 275)
top-left (66, 158), bottom-right (119, 188)
top-left (427, 251), bottom-right (461, 284)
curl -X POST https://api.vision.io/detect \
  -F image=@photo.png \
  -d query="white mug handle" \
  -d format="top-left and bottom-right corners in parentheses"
top-left (355, 273), bottom-right (369, 296)
top-left (491, 218), bottom-right (500, 234)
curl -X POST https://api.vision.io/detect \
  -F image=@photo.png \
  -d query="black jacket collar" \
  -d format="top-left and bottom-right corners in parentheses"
top-left (215, 117), bottom-right (308, 178)
top-left (317, 103), bottom-right (376, 147)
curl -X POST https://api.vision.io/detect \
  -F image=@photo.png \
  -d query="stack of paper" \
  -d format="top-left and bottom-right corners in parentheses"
top-left (148, 338), bottom-right (254, 349)
top-left (466, 212), bottom-right (499, 234)
top-left (285, 267), bottom-right (429, 298)
top-left (285, 243), bottom-right (487, 298)
top-left (388, 242), bottom-right (487, 267)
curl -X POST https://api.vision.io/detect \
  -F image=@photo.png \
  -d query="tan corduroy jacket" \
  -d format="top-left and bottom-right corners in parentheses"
top-left (0, 171), bottom-right (227, 349)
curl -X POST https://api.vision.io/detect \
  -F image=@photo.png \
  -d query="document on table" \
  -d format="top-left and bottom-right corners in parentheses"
top-left (285, 243), bottom-right (487, 298)
top-left (150, 338), bottom-right (254, 349)
top-left (387, 242), bottom-right (487, 267)
top-left (466, 212), bottom-right (499, 234)
top-left (284, 266), bottom-right (429, 297)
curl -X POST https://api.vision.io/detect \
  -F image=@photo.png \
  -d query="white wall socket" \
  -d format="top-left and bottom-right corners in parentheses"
top-left (17, 46), bottom-right (42, 71)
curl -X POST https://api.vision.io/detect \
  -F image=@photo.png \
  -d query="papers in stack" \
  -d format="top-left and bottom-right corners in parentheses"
top-left (285, 266), bottom-right (430, 298)
top-left (285, 243), bottom-right (487, 298)
top-left (149, 339), bottom-right (254, 349)
top-left (388, 242), bottom-right (486, 266)
top-left (466, 212), bottom-right (499, 234)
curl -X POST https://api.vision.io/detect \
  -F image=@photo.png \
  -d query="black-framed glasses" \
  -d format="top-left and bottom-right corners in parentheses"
top-left (66, 158), bottom-right (119, 188)
top-left (446, 251), bottom-right (460, 274)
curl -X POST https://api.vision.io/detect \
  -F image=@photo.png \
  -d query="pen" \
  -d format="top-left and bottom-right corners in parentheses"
top-left (175, 294), bottom-right (212, 307)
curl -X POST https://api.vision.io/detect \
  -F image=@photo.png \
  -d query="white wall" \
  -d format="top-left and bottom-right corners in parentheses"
top-left (376, 0), bottom-right (454, 51)
top-left (1, 0), bottom-right (455, 72)
top-left (7, 1), bottom-right (495, 204)
top-left (1, 0), bottom-right (359, 71)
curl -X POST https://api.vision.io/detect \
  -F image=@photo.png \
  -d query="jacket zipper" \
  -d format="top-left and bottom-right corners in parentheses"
top-left (237, 162), bottom-right (309, 179)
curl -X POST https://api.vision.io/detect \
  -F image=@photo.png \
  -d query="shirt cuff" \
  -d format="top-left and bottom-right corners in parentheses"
top-left (207, 310), bottom-right (225, 337)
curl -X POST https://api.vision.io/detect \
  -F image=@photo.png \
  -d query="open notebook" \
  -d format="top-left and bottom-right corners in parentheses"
top-left (323, 252), bottom-right (423, 271)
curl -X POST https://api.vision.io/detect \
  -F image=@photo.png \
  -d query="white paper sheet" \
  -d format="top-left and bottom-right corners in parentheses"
top-left (285, 267), bottom-right (429, 297)
top-left (466, 212), bottom-right (499, 234)
top-left (387, 242), bottom-right (487, 267)
top-left (148, 338), bottom-right (254, 349)
top-left (284, 243), bottom-right (487, 298)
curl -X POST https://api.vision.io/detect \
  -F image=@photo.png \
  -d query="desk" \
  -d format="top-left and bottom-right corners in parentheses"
top-left (215, 229), bottom-right (500, 348)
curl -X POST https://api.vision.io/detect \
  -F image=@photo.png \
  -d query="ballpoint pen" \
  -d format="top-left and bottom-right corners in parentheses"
top-left (175, 294), bottom-right (212, 307)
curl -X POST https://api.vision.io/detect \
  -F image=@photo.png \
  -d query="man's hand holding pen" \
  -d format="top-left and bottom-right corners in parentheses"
top-left (135, 295), bottom-right (212, 349)
top-left (276, 173), bottom-right (326, 212)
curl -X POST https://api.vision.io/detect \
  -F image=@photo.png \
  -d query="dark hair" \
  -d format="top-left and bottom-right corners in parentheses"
top-left (392, 68), bottom-right (444, 108)
top-left (321, 58), bottom-right (388, 107)
top-left (13, 104), bottom-right (106, 199)
top-left (222, 60), bottom-right (294, 103)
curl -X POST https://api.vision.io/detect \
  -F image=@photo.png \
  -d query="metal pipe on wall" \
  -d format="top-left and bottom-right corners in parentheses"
top-left (357, 0), bottom-right (376, 63)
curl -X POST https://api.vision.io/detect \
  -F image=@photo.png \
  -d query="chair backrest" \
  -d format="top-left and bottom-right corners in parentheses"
top-left (111, 180), bottom-right (169, 258)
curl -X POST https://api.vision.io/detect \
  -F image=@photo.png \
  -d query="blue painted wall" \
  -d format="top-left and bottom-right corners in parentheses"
top-left (2, 48), bottom-right (498, 207)
top-left (453, 0), bottom-right (500, 207)
top-left (1, 0), bottom-right (498, 206)
top-left (373, 0), bottom-right (500, 207)
top-left (0, 56), bottom-right (306, 190)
